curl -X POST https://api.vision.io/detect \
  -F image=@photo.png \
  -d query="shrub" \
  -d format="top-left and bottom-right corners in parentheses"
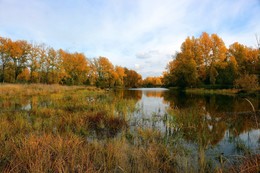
top-left (234, 74), bottom-right (258, 90)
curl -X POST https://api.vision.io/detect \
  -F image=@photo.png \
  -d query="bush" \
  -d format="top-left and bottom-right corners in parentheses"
top-left (234, 74), bottom-right (258, 90)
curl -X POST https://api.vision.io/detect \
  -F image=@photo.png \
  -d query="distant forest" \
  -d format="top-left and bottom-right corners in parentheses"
top-left (1, 32), bottom-right (259, 89)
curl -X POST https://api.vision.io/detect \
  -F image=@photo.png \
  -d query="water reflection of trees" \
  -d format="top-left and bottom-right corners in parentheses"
top-left (163, 91), bottom-right (259, 112)
top-left (163, 91), bottom-right (260, 145)
top-left (114, 89), bottom-right (259, 147)
top-left (164, 92), bottom-right (259, 171)
top-left (144, 91), bottom-right (164, 98)
top-left (113, 89), bottom-right (142, 100)
top-left (116, 89), bottom-right (168, 99)
top-left (170, 106), bottom-right (226, 146)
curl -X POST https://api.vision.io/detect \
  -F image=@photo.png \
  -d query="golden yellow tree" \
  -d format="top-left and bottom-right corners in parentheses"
top-left (27, 43), bottom-right (41, 83)
top-left (60, 50), bottom-right (89, 85)
top-left (94, 57), bottom-right (115, 88)
top-left (17, 67), bottom-right (30, 82)
top-left (8, 40), bottom-right (30, 82)
top-left (115, 66), bottom-right (126, 86)
top-left (124, 68), bottom-right (142, 88)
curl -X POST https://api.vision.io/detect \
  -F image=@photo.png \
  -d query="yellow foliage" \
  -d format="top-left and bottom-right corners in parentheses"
top-left (17, 68), bottom-right (30, 82)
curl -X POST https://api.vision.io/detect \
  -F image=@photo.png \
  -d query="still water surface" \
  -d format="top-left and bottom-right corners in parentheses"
top-left (120, 88), bottom-right (260, 157)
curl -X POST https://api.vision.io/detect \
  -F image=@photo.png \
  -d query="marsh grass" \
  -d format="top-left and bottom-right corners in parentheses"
top-left (0, 132), bottom-right (185, 173)
top-left (0, 84), bottom-right (259, 172)
top-left (0, 84), bottom-right (183, 172)
top-left (220, 154), bottom-right (260, 173)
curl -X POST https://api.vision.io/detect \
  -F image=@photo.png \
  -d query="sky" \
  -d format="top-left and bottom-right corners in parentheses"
top-left (0, 0), bottom-right (259, 78)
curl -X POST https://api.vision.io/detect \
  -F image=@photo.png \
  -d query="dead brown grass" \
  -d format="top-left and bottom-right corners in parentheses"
top-left (226, 155), bottom-right (260, 173)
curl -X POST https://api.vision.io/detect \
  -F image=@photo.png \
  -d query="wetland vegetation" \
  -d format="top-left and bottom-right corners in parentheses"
top-left (0, 84), bottom-right (259, 172)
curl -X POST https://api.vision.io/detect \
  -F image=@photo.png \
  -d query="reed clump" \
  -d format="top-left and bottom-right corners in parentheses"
top-left (221, 154), bottom-right (260, 173)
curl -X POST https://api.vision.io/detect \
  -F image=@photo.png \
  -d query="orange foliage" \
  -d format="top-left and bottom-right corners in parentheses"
top-left (60, 49), bottom-right (89, 85)
top-left (163, 32), bottom-right (259, 88)
top-left (143, 76), bottom-right (162, 87)
top-left (0, 35), bottom-right (142, 87)
top-left (17, 68), bottom-right (30, 82)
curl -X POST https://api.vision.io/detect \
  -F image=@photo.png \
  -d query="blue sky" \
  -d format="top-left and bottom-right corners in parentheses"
top-left (0, 0), bottom-right (259, 78)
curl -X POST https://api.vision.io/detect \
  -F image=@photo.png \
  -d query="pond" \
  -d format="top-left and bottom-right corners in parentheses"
top-left (115, 88), bottom-right (260, 165)
top-left (3, 88), bottom-right (259, 156)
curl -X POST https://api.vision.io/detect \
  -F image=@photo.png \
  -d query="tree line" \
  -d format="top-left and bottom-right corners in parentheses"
top-left (0, 36), bottom-right (142, 88)
top-left (142, 76), bottom-right (162, 87)
top-left (1, 33), bottom-right (259, 89)
top-left (163, 32), bottom-right (259, 89)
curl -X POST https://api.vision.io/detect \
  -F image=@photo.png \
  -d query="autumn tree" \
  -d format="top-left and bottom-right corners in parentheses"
top-left (142, 76), bottom-right (162, 87)
top-left (124, 68), bottom-right (142, 88)
top-left (17, 67), bottom-right (30, 82)
top-left (87, 58), bottom-right (98, 85)
top-left (46, 48), bottom-right (64, 84)
top-left (234, 74), bottom-right (258, 90)
top-left (163, 32), bottom-right (230, 88)
top-left (228, 42), bottom-right (247, 76)
top-left (36, 44), bottom-right (48, 83)
top-left (93, 57), bottom-right (115, 88)
top-left (228, 42), bottom-right (258, 75)
top-left (0, 35), bottom-right (145, 87)
top-left (198, 33), bottom-right (228, 85)
top-left (114, 66), bottom-right (126, 87)
top-left (0, 37), bottom-right (11, 82)
top-left (163, 37), bottom-right (199, 88)
top-left (8, 40), bottom-right (30, 82)
top-left (162, 59), bottom-right (176, 87)
top-left (27, 43), bottom-right (41, 83)
top-left (198, 32), bottom-right (212, 83)
top-left (210, 34), bottom-right (227, 85)
top-left (215, 56), bottom-right (237, 86)
top-left (171, 53), bottom-right (198, 88)
top-left (60, 50), bottom-right (89, 85)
